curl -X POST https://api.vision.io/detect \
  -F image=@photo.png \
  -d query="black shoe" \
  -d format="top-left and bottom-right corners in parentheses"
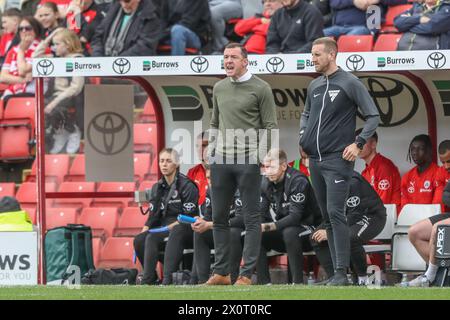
top-left (326, 270), bottom-right (349, 286)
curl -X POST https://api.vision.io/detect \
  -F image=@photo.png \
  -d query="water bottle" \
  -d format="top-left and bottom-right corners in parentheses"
top-left (307, 271), bottom-right (315, 285)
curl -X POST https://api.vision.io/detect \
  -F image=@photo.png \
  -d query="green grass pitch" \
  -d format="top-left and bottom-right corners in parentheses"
top-left (0, 285), bottom-right (449, 300)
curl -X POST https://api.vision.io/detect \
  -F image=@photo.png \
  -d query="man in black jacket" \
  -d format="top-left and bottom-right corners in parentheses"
top-left (160, 0), bottom-right (210, 55)
top-left (256, 149), bottom-right (332, 284)
top-left (311, 171), bottom-right (386, 285)
top-left (91, 0), bottom-right (160, 56)
top-left (266, 0), bottom-right (324, 53)
top-left (134, 148), bottom-right (199, 285)
top-left (299, 37), bottom-right (380, 285)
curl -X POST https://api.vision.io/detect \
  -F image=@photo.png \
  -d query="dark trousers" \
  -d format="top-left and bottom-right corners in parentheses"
top-left (309, 157), bottom-right (353, 271)
top-left (256, 226), bottom-right (311, 284)
top-left (311, 213), bottom-right (387, 278)
top-left (133, 224), bottom-right (193, 284)
top-left (210, 163), bottom-right (262, 278)
top-left (194, 227), bottom-right (244, 283)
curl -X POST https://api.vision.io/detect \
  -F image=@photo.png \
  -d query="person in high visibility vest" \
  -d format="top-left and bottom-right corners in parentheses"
top-left (0, 196), bottom-right (33, 232)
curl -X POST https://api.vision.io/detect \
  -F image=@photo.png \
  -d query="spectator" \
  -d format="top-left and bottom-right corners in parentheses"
top-left (160, 0), bottom-right (210, 55)
top-left (310, 0), bottom-right (332, 28)
top-left (91, 0), bottom-right (160, 57)
top-left (432, 140), bottom-right (450, 213)
top-left (209, 0), bottom-right (242, 54)
top-left (0, 196), bottom-right (33, 232)
top-left (187, 132), bottom-right (209, 206)
top-left (401, 134), bottom-right (439, 211)
top-left (35, 2), bottom-right (62, 39)
top-left (311, 171), bottom-right (386, 285)
top-left (0, 8), bottom-right (21, 65)
top-left (20, 0), bottom-right (41, 17)
top-left (395, 0), bottom-right (450, 50)
top-left (356, 129), bottom-right (401, 208)
top-left (192, 166), bottom-right (245, 284)
top-left (0, 16), bottom-right (42, 107)
top-left (234, 0), bottom-right (283, 54)
top-left (65, 0), bottom-right (106, 55)
top-left (324, 0), bottom-right (408, 37)
top-left (256, 149), bottom-right (330, 284)
top-left (266, 0), bottom-right (324, 54)
top-left (405, 179), bottom-right (450, 287)
top-left (33, 28), bottom-right (84, 154)
top-left (134, 148), bottom-right (199, 285)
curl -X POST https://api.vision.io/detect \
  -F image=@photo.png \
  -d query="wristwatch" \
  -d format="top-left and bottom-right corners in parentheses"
top-left (356, 141), bottom-right (364, 150)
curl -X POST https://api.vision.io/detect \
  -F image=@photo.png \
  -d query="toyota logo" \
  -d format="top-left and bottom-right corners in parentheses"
top-left (205, 197), bottom-right (211, 207)
top-left (358, 76), bottom-right (419, 127)
top-left (346, 54), bottom-right (365, 71)
top-left (112, 58), bottom-right (131, 74)
top-left (36, 59), bottom-right (54, 76)
top-left (235, 199), bottom-right (242, 207)
top-left (183, 202), bottom-right (196, 211)
top-left (190, 56), bottom-right (209, 73)
top-left (291, 193), bottom-right (305, 203)
top-left (378, 179), bottom-right (390, 191)
top-left (346, 196), bottom-right (360, 208)
top-left (427, 52), bottom-right (446, 69)
top-left (266, 57), bottom-right (285, 73)
top-left (87, 112), bottom-right (131, 155)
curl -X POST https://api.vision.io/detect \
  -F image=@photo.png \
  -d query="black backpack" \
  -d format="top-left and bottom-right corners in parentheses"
top-left (81, 268), bottom-right (138, 285)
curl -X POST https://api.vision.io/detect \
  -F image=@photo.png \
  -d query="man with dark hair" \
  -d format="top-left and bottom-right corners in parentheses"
top-left (433, 140), bottom-right (450, 212)
top-left (91, 0), bottom-right (160, 56)
top-left (401, 134), bottom-right (439, 211)
top-left (0, 8), bottom-right (21, 65)
top-left (206, 42), bottom-right (278, 285)
top-left (299, 37), bottom-right (380, 285)
top-left (256, 149), bottom-right (330, 284)
top-left (355, 128), bottom-right (401, 208)
top-left (187, 132), bottom-right (209, 206)
top-left (266, 0), bottom-right (324, 53)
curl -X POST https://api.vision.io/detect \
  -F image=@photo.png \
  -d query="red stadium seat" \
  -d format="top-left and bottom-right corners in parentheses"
top-left (114, 207), bottom-right (148, 237)
top-left (337, 35), bottom-right (374, 52)
top-left (16, 182), bottom-right (57, 209)
top-left (138, 98), bottom-right (156, 123)
top-left (90, 182), bottom-right (135, 209)
top-left (3, 97), bottom-right (35, 128)
top-left (381, 4), bottom-right (413, 33)
top-left (133, 153), bottom-right (151, 183)
top-left (97, 237), bottom-right (135, 269)
top-left (53, 181), bottom-right (96, 209)
top-left (373, 33), bottom-right (402, 51)
top-left (92, 237), bottom-right (103, 267)
top-left (134, 123), bottom-right (157, 154)
top-left (46, 208), bottom-right (78, 229)
top-left (0, 182), bottom-right (15, 198)
top-left (65, 154), bottom-right (85, 182)
top-left (27, 154), bottom-right (71, 185)
top-left (79, 207), bottom-right (119, 239)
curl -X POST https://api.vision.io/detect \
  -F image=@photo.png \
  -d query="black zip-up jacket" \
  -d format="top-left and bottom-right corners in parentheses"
top-left (346, 171), bottom-right (386, 225)
top-left (266, 0), bottom-right (324, 53)
top-left (444, 180), bottom-right (450, 207)
top-left (201, 189), bottom-right (245, 228)
top-left (145, 171), bottom-right (199, 227)
top-left (91, 0), bottom-right (160, 56)
top-left (161, 0), bottom-right (211, 43)
top-left (260, 167), bottom-right (322, 230)
top-left (299, 68), bottom-right (379, 160)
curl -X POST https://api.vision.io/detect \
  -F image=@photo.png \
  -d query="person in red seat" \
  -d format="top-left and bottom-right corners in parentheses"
top-left (356, 129), bottom-right (401, 208)
top-left (33, 28), bottom-right (84, 154)
top-left (0, 9), bottom-right (21, 66)
top-left (234, 0), bottom-right (283, 54)
top-left (433, 140), bottom-right (450, 213)
top-left (401, 134), bottom-right (439, 212)
top-left (35, 2), bottom-right (62, 38)
top-left (64, 0), bottom-right (106, 55)
top-left (0, 16), bottom-right (42, 107)
top-left (187, 132), bottom-right (209, 205)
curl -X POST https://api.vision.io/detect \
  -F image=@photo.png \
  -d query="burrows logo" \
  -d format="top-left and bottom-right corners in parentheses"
top-left (66, 61), bottom-right (101, 72)
top-left (162, 86), bottom-right (204, 121)
top-left (297, 59), bottom-right (314, 70)
top-left (221, 59), bottom-right (258, 69)
top-left (143, 60), bottom-right (179, 71)
top-left (377, 56), bottom-right (415, 68)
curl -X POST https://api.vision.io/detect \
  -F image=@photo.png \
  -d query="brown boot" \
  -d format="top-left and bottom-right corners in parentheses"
top-left (234, 275), bottom-right (252, 285)
top-left (205, 274), bottom-right (231, 285)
